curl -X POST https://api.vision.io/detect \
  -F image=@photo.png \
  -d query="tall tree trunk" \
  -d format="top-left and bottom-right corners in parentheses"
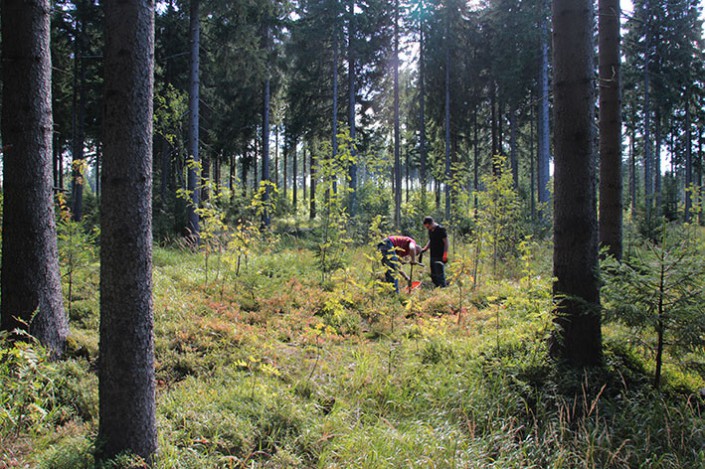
top-left (302, 143), bottom-right (307, 204)
top-left (473, 111), bottom-right (480, 217)
top-left (684, 89), bottom-right (692, 222)
top-left (71, 5), bottom-right (87, 221)
top-left (331, 23), bottom-right (339, 197)
top-left (283, 135), bottom-right (288, 201)
top-left (186, 0), bottom-right (200, 243)
top-left (1, 0), bottom-right (68, 356)
top-left (393, 0), bottom-right (402, 228)
top-left (530, 99), bottom-right (536, 219)
top-left (598, 0), bottom-right (623, 259)
top-left (551, 0), bottom-right (602, 367)
top-left (698, 127), bottom-right (703, 226)
top-left (418, 6), bottom-right (427, 201)
top-left (490, 84), bottom-right (500, 175)
top-left (443, 15), bottom-right (451, 221)
top-left (538, 2), bottom-right (551, 218)
top-left (309, 143), bottom-right (316, 219)
top-left (348, 0), bottom-right (358, 216)
top-left (262, 73), bottom-right (271, 226)
top-left (98, 0), bottom-right (157, 461)
top-left (630, 122), bottom-right (637, 216)
top-left (643, 0), bottom-right (653, 223)
top-left (292, 138), bottom-right (298, 210)
top-left (654, 112), bottom-right (662, 218)
top-left (95, 142), bottom-right (101, 201)
top-left (509, 106), bottom-right (518, 188)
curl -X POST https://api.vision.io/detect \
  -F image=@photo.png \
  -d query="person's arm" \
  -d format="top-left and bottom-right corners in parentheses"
top-left (398, 268), bottom-right (410, 281)
top-left (442, 234), bottom-right (449, 263)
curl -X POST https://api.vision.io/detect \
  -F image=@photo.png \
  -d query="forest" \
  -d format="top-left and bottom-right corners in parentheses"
top-left (1, 0), bottom-right (705, 467)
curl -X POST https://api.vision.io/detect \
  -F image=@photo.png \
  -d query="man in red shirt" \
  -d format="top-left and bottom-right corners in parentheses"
top-left (377, 235), bottom-right (421, 293)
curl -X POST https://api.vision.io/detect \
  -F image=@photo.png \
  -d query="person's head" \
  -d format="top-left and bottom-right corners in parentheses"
top-left (422, 216), bottom-right (435, 231)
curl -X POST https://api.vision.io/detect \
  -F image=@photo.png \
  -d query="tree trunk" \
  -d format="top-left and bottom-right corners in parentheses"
top-left (529, 99), bottom-right (536, 219)
top-left (332, 22), bottom-right (339, 197)
top-left (684, 88), bottom-right (692, 222)
top-left (1, 0), bottom-right (68, 356)
top-left (630, 124), bottom-right (637, 216)
top-left (509, 106), bottom-right (518, 188)
top-left (538, 2), bottom-right (551, 218)
top-left (309, 143), bottom-right (316, 219)
top-left (348, 0), bottom-right (358, 216)
top-left (598, 0), bottom-right (623, 259)
top-left (654, 112), bottom-right (662, 218)
top-left (393, 0), bottom-right (402, 228)
top-left (643, 0), bottom-right (653, 223)
top-left (302, 143), bottom-right (307, 204)
top-left (418, 6), bottom-right (427, 200)
top-left (262, 71), bottom-right (271, 226)
top-left (98, 0), bottom-right (157, 461)
top-left (443, 16), bottom-right (451, 221)
top-left (283, 135), bottom-right (288, 201)
top-left (292, 138), bottom-right (298, 209)
top-left (187, 0), bottom-right (200, 243)
top-left (71, 5), bottom-right (87, 222)
top-left (551, 0), bottom-right (602, 367)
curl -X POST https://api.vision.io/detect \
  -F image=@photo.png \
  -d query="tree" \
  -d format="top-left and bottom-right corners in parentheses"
top-left (1, 0), bottom-right (68, 357)
top-left (551, 0), bottom-right (602, 366)
top-left (98, 0), bottom-right (157, 461)
top-left (598, 0), bottom-right (623, 259)
top-left (537, 0), bottom-right (551, 219)
top-left (393, 0), bottom-right (402, 228)
top-left (187, 0), bottom-right (201, 243)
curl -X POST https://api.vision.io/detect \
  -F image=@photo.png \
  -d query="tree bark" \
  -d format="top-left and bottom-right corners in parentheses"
top-left (98, 0), bottom-right (157, 461)
top-left (1, 0), bottom-right (68, 356)
top-left (551, 0), bottom-right (602, 367)
top-left (393, 0), bottom-right (402, 228)
top-left (71, 4), bottom-right (87, 221)
top-left (186, 0), bottom-right (200, 243)
top-left (443, 11), bottom-right (451, 220)
top-left (348, 0), bottom-right (358, 216)
top-left (537, 1), bottom-right (551, 219)
top-left (684, 90), bottom-right (692, 222)
top-left (418, 6), bottom-right (427, 200)
top-left (598, 0), bottom-right (623, 259)
top-left (262, 49), bottom-right (271, 226)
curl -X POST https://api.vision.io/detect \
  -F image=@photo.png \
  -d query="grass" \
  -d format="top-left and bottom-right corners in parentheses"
top-left (2, 235), bottom-right (704, 468)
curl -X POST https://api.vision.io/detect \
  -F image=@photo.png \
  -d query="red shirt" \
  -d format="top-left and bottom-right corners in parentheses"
top-left (388, 236), bottom-right (415, 257)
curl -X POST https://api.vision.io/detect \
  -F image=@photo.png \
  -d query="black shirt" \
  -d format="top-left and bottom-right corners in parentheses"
top-left (428, 225), bottom-right (447, 259)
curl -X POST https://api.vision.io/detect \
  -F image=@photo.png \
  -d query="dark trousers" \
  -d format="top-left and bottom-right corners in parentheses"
top-left (378, 238), bottom-right (400, 293)
top-left (430, 257), bottom-right (446, 287)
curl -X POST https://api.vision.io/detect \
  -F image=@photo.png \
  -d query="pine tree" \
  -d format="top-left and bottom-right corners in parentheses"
top-left (98, 0), bottom-right (157, 461)
top-left (1, 0), bottom-right (69, 357)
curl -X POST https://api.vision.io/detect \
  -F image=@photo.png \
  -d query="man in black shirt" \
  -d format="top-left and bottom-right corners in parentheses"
top-left (421, 216), bottom-right (448, 287)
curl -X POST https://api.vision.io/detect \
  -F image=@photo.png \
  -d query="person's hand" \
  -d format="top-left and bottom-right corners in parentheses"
top-left (442, 252), bottom-right (448, 263)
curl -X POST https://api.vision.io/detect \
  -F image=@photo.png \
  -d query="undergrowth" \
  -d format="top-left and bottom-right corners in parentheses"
top-left (1, 235), bottom-right (704, 468)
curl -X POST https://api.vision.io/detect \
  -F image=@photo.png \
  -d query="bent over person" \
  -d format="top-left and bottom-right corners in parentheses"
top-left (421, 217), bottom-right (448, 287)
top-left (378, 235), bottom-right (420, 293)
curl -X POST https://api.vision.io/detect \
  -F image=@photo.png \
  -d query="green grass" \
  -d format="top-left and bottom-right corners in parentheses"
top-left (2, 238), bottom-right (704, 468)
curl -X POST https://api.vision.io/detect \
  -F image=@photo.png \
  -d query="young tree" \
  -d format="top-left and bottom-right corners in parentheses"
top-left (98, 0), bottom-right (157, 461)
top-left (1, 0), bottom-right (69, 356)
top-left (598, 0), bottom-right (623, 259)
top-left (551, 0), bottom-right (602, 366)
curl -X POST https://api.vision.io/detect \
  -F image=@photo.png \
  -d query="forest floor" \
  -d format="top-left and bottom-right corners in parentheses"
top-left (2, 234), bottom-right (705, 468)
